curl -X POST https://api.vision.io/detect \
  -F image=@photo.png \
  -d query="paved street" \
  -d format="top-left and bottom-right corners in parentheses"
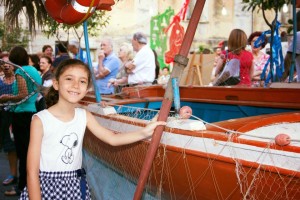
top-left (0, 152), bottom-right (19, 200)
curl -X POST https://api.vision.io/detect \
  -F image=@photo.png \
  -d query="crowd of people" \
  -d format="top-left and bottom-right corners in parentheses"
top-left (210, 11), bottom-right (300, 87)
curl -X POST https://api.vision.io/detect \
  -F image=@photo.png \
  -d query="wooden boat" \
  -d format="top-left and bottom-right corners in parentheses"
top-left (80, 84), bottom-right (300, 199)
top-left (82, 84), bottom-right (300, 122)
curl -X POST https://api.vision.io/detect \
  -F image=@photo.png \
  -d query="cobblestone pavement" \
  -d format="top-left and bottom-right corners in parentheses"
top-left (0, 152), bottom-right (19, 200)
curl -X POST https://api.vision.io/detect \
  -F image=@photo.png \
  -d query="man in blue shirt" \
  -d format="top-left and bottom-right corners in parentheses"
top-left (95, 38), bottom-right (120, 94)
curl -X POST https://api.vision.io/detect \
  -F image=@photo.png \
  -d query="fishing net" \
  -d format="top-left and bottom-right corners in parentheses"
top-left (82, 104), bottom-right (300, 199)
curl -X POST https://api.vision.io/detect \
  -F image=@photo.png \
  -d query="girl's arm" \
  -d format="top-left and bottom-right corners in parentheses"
top-left (86, 111), bottom-right (166, 146)
top-left (27, 116), bottom-right (43, 200)
top-left (252, 70), bottom-right (263, 80)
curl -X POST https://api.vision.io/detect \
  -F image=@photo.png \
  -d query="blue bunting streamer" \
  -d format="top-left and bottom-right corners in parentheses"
top-left (254, 21), bottom-right (284, 86)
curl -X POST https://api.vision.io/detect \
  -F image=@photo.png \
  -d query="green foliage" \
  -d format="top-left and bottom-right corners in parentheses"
top-left (242, 0), bottom-right (292, 12)
top-left (0, 21), bottom-right (30, 51)
top-left (198, 45), bottom-right (205, 53)
top-left (1, 0), bottom-right (118, 36)
top-left (42, 11), bottom-right (110, 39)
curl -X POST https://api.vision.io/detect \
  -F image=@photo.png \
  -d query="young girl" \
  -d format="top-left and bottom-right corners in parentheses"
top-left (214, 29), bottom-right (254, 86)
top-left (20, 59), bottom-right (166, 199)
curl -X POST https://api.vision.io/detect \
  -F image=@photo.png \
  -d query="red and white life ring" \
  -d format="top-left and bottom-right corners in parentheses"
top-left (43, 0), bottom-right (115, 25)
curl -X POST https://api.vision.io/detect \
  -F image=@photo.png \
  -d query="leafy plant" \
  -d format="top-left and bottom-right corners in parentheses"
top-left (42, 11), bottom-right (110, 39)
top-left (242, 0), bottom-right (292, 12)
top-left (0, 21), bottom-right (30, 51)
top-left (0, 0), bottom-right (48, 35)
top-left (0, 0), bottom-right (119, 36)
top-left (198, 45), bottom-right (205, 53)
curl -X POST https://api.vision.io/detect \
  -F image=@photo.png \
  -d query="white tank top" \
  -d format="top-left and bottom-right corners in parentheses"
top-left (35, 108), bottom-right (87, 172)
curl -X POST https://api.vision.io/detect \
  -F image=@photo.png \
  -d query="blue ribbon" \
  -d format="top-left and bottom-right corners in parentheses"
top-left (172, 78), bottom-right (180, 116)
top-left (255, 21), bottom-right (284, 86)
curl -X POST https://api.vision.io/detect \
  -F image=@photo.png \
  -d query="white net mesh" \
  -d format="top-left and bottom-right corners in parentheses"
top-left (83, 104), bottom-right (300, 199)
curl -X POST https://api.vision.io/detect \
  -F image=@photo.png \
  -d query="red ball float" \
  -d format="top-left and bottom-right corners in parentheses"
top-left (275, 133), bottom-right (291, 146)
top-left (179, 106), bottom-right (192, 119)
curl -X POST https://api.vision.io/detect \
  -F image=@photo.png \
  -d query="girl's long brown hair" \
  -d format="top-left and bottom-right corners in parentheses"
top-left (227, 29), bottom-right (248, 55)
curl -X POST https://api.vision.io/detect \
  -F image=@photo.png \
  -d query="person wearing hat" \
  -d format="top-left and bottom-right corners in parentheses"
top-left (125, 32), bottom-right (156, 86)
top-left (67, 39), bottom-right (87, 63)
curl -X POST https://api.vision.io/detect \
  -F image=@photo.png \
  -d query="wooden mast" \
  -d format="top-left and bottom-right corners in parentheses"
top-left (133, 0), bottom-right (206, 199)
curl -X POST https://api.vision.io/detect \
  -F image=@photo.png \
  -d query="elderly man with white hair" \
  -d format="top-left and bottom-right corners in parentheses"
top-left (125, 32), bottom-right (156, 85)
top-left (95, 38), bottom-right (121, 95)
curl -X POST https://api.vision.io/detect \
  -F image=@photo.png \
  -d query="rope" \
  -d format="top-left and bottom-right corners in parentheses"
top-left (73, 0), bottom-right (96, 26)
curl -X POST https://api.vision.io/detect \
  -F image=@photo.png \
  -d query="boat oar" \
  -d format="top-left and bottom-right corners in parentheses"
top-left (133, 0), bottom-right (206, 199)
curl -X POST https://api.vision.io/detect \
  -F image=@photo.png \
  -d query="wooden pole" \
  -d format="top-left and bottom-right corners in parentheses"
top-left (185, 52), bottom-right (196, 85)
top-left (133, 1), bottom-right (206, 199)
top-left (197, 53), bottom-right (203, 85)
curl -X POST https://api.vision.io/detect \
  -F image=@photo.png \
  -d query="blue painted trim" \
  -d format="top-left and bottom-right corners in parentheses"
top-left (172, 78), bottom-right (180, 115)
top-left (114, 101), bottom-right (295, 123)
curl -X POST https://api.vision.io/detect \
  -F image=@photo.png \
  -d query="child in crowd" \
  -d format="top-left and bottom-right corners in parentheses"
top-left (157, 67), bottom-right (170, 85)
top-left (20, 59), bottom-right (166, 199)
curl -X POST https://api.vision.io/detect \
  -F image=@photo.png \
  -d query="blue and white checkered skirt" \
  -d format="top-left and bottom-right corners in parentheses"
top-left (20, 169), bottom-right (91, 200)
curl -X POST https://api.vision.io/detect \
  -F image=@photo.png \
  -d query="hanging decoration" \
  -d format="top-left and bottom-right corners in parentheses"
top-left (150, 7), bottom-right (175, 68)
top-left (164, 0), bottom-right (190, 64)
top-left (43, 0), bottom-right (115, 25)
top-left (254, 21), bottom-right (284, 85)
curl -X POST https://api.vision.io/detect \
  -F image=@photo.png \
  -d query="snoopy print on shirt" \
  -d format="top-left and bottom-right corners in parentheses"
top-left (60, 133), bottom-right (78, 164)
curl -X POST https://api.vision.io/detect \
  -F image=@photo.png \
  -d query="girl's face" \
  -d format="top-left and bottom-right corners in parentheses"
top-left (53, 65), bottom-right (89, 104)
top-left (39, 57), bottom-right (51, 73)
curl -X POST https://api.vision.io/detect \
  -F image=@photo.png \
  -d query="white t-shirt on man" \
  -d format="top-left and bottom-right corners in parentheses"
top-left (128, 45), bottom-right (155, 84)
